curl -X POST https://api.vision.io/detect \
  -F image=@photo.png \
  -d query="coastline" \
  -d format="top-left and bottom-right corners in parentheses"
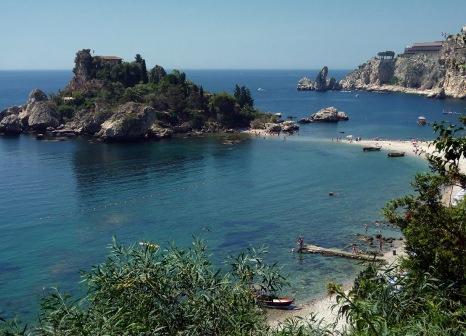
top-left (269, 137), bottom-right (465, 330)
top-left (268, 240), bottom-right (406, 330)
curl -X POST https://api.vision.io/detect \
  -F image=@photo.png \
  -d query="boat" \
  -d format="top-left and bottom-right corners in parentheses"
top-left (258, 296), bottom-right (294, 307)
top-left (363, 146), bottom-right (382, 152)
top-left (257, 87), bottom-right (265, 92)
top-left (274, 112), bottom-right (282, 118)
top-left (388, 151), bottom-right (405, 157)
top-left (417, 116), bottom-right (427, 125)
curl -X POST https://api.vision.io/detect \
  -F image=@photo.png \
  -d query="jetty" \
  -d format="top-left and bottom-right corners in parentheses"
top-left (300, 244), bottom-right (384, 262)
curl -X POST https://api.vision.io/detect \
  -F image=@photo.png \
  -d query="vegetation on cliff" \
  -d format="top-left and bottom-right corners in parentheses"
top-left (61, 50), bottom-right (267, 131)
top-left (0, 49), bottom-right (275, 139)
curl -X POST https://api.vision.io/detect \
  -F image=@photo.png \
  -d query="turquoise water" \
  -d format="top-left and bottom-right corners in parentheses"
top-left (1, 70), bottom-right (464, 318)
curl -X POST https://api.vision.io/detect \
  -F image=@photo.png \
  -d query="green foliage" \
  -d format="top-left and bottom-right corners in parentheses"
top-left (250, 113), bottom-right (278, 129)
top-left (57, 105), bottom-right (75, 120)
top-left (149, 65), bottom-right (167, 84)
top-left (331, 265), bottom-right (466, 335)
top-left (388, 76), bottom-right (399, 85)
top-left (377, 50), bottom-right (395, 58)
top-left (0, 239), bottom-right (301, 335)
top-left (234, 85), bottom-right (254, 108)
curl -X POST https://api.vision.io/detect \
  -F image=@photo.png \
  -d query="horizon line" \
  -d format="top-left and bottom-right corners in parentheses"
top-left (0, 68), bottom-right (353, 72)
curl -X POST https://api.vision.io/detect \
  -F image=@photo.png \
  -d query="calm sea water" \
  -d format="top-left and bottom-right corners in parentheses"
top-left (0, 70), bottom-right (465, 318)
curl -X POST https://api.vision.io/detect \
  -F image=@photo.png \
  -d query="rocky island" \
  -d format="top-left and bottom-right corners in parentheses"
top-left (297, 66), bottom-right (341, 91)
top-left (0, 49), bottom-right (278, 140)
top-left (298, 106), bottom-right (348, 124)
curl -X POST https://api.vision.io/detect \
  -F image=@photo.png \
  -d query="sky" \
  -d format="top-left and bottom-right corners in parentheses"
top-left (0, 0), bottom-right (465, 70)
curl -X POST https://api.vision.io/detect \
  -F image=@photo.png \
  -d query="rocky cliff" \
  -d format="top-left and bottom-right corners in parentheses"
top-left (339, 28), bottom-right (465, 99)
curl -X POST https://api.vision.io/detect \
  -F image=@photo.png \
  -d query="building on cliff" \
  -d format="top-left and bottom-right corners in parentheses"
top-left (94, 56), bottom-right (123, 66)
top-left (403, 41), bottom-right (444, 56)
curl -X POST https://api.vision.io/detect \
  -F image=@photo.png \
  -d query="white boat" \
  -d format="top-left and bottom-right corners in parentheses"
top-left (417, 116), bottom-right (427, 125)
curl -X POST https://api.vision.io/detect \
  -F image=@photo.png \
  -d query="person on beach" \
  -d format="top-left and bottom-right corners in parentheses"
top-left (364, 223), bottom-right (368, 234)
top-left (352, 243), bottom-right (358, 254)
top-left (379, 237), bottom-right (384, 252)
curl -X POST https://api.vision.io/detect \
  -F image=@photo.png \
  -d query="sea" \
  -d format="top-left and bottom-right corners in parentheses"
top-left (1, 69), bottom-right (465, 318)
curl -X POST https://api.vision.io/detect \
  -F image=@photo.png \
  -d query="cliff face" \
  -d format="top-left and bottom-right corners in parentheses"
top-left (440, 32), bottom-right (466, 98)
top-left (340, 29), bottom-right (465, 99)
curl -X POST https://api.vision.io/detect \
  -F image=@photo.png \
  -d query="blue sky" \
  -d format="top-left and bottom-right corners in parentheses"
top-left (0, 0), bottom-right (464, 70)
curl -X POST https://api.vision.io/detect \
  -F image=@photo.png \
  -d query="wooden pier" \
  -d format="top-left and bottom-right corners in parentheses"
top-left (300, 244), bottom-right (384, 262)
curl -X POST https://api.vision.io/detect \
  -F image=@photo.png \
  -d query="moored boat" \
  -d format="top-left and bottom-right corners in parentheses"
top-left (417, 116), bottom-right (427, 125)
top-left (363, 146), bottom-right (382, 152)
top-left (388, 151), bottom-right (405, 157)
top-left (258, 296), bottom-right (294, 307)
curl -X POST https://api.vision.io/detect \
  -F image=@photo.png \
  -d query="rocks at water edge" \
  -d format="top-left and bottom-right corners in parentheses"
top-left (299, 107), bottom-right (349, 123)
top-left (97, 102), bottom-right (159, 140)
top-left (0, 114), bottom-right (22, 134)
top-left (0, 89), bottom-right (60, 133)
top-left (297, 66), bottom-right (341, 91)
top-left (27, 101), bottom-right (60, 131)
top-left (265, 120), bottom-right (299, 134)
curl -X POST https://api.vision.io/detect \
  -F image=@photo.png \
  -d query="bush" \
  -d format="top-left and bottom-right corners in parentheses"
top-left (0, 240), bottom-right (293, 336)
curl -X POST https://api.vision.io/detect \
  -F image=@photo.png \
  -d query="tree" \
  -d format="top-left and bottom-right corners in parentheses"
top-left (0, 239), bottom-right (292, 335)
top-left (149, 65), bottom-right (167, 84)
top-left (234, 84), bottom-right (254, 108)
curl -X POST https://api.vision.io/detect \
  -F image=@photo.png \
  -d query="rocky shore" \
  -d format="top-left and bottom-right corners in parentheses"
top-left (339, 27), bottom-right (466, 99)
top-left (297, 26), bottom-right (465, 99)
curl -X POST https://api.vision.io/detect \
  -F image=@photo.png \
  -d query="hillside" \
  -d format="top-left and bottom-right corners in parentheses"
top-left (339, 27), bottom-right (466, 99)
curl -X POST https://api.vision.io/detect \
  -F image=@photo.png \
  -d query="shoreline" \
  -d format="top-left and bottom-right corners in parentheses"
top-left (269, 137), bottom-right (465, 330)
top-left (268, 239), bottom-right (406, 330)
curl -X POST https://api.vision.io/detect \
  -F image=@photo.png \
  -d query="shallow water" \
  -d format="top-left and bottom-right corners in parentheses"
top-left (0, 70), bottom-right (464, 318)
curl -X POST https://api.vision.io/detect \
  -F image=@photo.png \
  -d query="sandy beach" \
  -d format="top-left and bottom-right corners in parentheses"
top-left (269, 138), bottom-right (465, 330)
top-left (268, 240), bottom-right (406, 330)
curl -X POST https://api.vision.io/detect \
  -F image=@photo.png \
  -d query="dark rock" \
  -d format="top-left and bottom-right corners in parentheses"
top-left (298, 118), bottom-right (312, 124)
top-left (314, 66), bottom-right (329, 91)
top-left (0, 114), bottom-right (22, 134)
top-left (173, 122), bottom-right (192, 133)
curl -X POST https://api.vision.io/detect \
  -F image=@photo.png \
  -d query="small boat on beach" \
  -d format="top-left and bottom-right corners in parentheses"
top-left (388, 151), bottom-right (405, 157)
top-left (258, 296), bottom-right (294, 307)
top-left (363, 146), bottom-right (382, 152)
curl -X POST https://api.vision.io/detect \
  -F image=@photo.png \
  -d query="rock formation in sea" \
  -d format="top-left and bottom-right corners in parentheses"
top-left (297, 66), bottom-right (341, 91)
top-left (0, 49), bottom-right (272, 141)
top-left (339, 26), bottom-right (466, 99)
top-left (298, 107), bottom-right (349, 123)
